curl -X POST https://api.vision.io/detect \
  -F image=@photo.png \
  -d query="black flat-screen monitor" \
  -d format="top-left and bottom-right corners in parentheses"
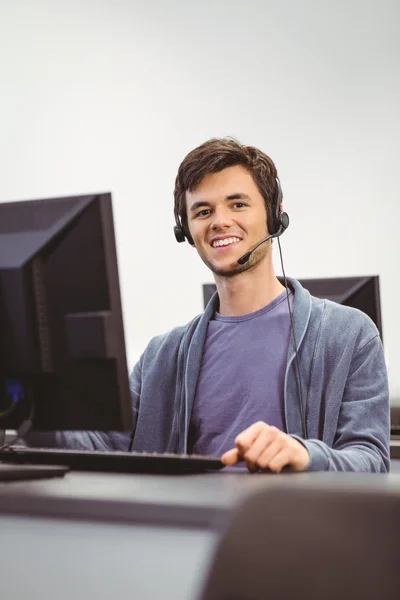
top-left (203, 276), bottom-right (383, 342)
top-left (0, 193), bottom-right (133, 431)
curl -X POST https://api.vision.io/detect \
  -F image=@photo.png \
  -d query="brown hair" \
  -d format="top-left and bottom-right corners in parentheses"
top-left (174, 138), bottom-right (279, 237)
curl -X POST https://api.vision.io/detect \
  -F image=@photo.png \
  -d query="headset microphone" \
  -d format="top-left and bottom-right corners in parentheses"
top-left (237, 224), bottom-right (287, 265)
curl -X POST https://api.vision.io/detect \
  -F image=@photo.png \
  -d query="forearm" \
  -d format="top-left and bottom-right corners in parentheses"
top-left (295, 437), bottom-right (389, 473)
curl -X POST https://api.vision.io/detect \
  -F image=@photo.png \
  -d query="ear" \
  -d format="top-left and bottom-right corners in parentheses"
top-left (279, 202), bottom-right (284, 213)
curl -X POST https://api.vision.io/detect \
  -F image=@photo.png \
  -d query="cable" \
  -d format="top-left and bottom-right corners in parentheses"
top-left (277, 237), bottom-right (308, 439)
top-left (128, 427), bottom-right (135, 452)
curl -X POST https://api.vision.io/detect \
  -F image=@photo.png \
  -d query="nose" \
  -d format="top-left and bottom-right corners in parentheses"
top-left (210, 206), bottom-right (233, 231)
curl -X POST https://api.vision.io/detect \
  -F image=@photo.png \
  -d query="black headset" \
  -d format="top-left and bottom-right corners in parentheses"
top-left (173, 178), bottom-right (289, 245)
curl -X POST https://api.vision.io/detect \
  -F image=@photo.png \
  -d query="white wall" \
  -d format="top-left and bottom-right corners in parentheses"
top-left (0, 0), bottom-right (399, 398)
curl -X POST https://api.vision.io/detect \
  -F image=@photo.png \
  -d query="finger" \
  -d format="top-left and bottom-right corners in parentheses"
top-left (256, 438), bottom-right (285, 470)
top-left (267, 448), bottom-right (292, 473)
top-left (243, 426), bottom-right (281, 464)
top-left (235, 421), bottom-right (267, 454)
top-left (242, 428), bottom-right (275, 471)
top-left (221, 447), bottom-right (241, 466)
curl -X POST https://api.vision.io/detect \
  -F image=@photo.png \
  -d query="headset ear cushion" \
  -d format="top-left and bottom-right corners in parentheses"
top-left (280, 212), bottom-right (290, 230)
top-left (174, 225), bottom-right (186, 243)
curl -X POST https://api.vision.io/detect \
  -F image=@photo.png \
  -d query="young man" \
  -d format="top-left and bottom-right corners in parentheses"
top-left (29, 138), bottom-right (390, 472)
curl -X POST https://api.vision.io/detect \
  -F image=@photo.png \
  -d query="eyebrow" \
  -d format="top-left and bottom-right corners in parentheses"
top-left (189, 193), bottom-right (250, 214)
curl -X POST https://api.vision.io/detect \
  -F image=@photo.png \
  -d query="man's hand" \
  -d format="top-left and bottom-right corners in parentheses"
top-left (221, 421), bottom-right (310, 473)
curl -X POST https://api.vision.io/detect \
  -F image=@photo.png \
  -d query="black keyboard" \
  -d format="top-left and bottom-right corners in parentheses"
top-left (0, 446), bottom-right (224, 474)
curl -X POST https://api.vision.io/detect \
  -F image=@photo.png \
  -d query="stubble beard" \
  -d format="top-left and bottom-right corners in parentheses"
top-left (201, 242), bottom-right (270, 279)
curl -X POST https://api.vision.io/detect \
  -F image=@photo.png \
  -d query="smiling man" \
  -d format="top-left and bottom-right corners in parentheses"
top-left (27, 138), bottom-right (390, 472)
top-left (168, 138), bottom-right (390, 472)
top-left (181, 160), bottom-right (308, 471)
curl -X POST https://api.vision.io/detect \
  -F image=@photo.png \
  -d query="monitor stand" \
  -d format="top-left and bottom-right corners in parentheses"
top-left (0, 462), bottom-right (69, 481)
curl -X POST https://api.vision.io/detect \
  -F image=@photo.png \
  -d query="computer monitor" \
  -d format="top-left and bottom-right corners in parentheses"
top-left (202, 276), bottom-right (383, 342)
top-left (0, 193), bottom-right (133, 431)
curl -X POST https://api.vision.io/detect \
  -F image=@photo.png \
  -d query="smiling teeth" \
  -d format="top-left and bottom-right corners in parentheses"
top-left (212, 237), bottom-right (241, 248)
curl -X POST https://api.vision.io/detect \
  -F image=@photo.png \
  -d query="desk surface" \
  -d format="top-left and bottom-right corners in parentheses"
top-left (2, 466), bottom-right (400, 600)
top-left (1, 466), bottom-right (400, 528)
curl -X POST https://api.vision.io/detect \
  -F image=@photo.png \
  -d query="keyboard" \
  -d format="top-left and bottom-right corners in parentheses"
top-left (0, 446), bottom-right (224, 475)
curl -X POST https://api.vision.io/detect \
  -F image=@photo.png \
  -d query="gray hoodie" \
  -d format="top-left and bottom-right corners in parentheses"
top-left (27, 278), bottom-right (390, 472)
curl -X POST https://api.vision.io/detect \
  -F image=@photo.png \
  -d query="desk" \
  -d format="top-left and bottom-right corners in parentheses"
top-left (1, 468), bottom-right (400, 600)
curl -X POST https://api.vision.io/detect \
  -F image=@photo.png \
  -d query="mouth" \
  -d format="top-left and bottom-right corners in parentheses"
top-left (210, 236), bottom-right (242, 250)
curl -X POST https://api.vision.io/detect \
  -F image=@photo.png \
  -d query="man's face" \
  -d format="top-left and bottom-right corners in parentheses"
top-left (186, 165), bottom-right (270, 277)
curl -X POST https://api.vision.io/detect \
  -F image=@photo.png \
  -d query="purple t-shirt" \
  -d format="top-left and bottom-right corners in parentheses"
top-left (189, 290), bottom-right (293, 456)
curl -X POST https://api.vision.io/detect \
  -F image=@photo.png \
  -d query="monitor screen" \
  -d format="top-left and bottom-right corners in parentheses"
top-left (0, 193), bottom-right (133, 431)
top-left (202, 276), bottom-right (383, 342)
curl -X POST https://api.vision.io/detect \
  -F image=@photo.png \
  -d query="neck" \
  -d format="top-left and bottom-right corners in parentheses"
top-left (214, 259), bottom-right (285, 317)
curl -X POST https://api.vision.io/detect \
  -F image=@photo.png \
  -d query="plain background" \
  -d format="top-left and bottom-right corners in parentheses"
top-left (0, 0), bottom-right (399, 400)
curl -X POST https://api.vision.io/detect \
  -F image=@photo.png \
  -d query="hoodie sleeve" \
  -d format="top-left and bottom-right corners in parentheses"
top-left (293, 334), bottom-right (390, 472)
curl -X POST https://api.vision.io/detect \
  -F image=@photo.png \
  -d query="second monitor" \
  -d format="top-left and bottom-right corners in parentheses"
top-left (202, 276), bottom-right (383, 342)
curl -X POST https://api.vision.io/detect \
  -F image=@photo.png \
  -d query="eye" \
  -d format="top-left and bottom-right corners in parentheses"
top-left (232, 202), bottom-right (247, 209)
top-left (196, 209), bottom-right (211, 218)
